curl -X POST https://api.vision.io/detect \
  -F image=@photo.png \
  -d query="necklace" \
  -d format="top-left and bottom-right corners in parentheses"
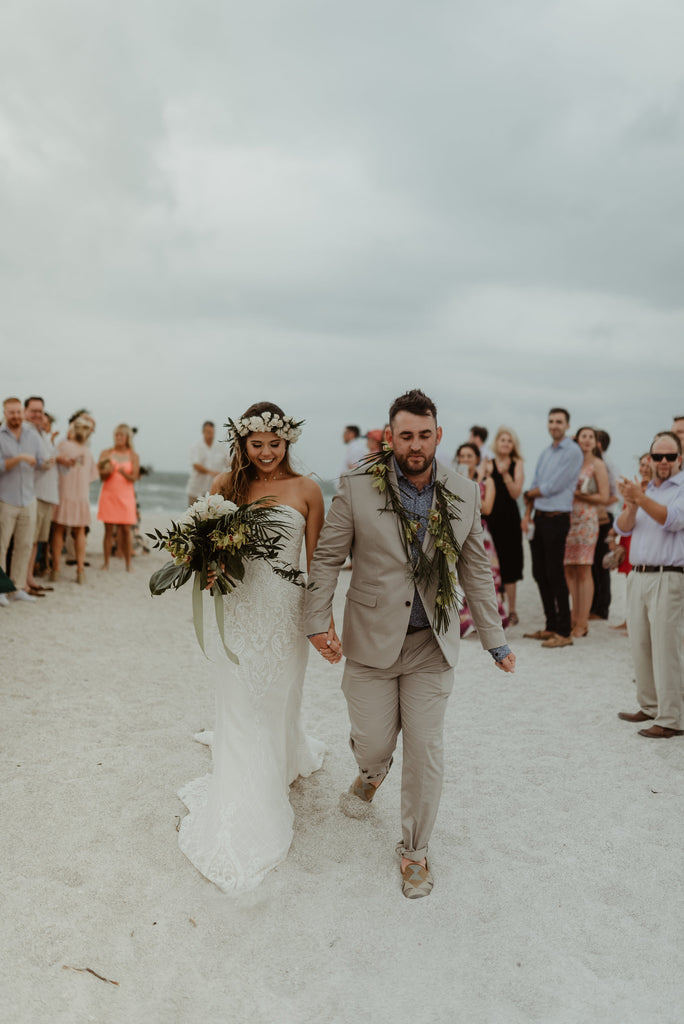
top-left (363, 446), bottom-right (464, 633)
top-left (256, 472), bottom-right (287, 483)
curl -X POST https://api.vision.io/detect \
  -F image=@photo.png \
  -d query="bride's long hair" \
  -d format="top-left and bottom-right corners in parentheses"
top-left (221, 401), bottom-right (299, 505)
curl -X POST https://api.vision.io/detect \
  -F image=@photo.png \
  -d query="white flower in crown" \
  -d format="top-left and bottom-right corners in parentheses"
top-left (224, 413), bottom-right (304, 447)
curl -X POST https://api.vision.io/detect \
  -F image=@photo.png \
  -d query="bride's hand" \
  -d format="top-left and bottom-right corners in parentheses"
top-left (308, 622), bottom-right (343, 664)
top-left (205, 568), bottom-right (218, 591)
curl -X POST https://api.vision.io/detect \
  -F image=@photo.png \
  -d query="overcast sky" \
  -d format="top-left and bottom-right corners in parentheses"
top-left (3, 0), bottom-right (683, 481)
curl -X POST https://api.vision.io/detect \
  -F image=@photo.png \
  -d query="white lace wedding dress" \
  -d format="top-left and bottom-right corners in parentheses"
top-left (178, 506), bottom-right (325, 893)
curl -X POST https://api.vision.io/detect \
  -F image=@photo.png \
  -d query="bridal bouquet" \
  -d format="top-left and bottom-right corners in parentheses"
top-left (147, 493), bottom-right (307, 663)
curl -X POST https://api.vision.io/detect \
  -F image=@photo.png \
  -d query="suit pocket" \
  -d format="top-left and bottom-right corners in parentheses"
top-left (346, 586), bottom-right (378, 608)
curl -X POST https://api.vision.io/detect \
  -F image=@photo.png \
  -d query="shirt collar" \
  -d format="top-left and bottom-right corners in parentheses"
top-left (647, 469), bottom-right (684, 492)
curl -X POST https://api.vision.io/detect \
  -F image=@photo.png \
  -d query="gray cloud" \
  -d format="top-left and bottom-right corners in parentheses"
top-left (1, 0), bottom-right (683, 478)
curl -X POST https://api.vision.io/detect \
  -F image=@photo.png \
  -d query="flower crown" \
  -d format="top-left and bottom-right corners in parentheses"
top-left (224, 411), bottom-right (304, 447)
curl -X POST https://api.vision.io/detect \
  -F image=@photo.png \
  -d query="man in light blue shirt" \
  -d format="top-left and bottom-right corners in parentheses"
top-left (522, 408), bottom-right (583, 647)
top-left (615, 431), bottom-right (684, 738)
top-left (0, 396), bottom-right (43, 601)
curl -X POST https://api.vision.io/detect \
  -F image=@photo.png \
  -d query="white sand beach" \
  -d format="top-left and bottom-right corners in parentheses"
top-left (3, 517), bottom-right (684, 1024)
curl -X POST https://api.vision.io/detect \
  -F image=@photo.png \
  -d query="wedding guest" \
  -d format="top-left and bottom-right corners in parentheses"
top-left (468, 425), bottom-right (495, 462)
top-left (0, 564), bottom-right (15, 607)
top-left (69, 409), bottom-right (96, 436)
top-left (589, 429), bottom-right (619, 621)
top-left (610, 453), bottom-right (652, 631)
top-left (522, 408), bottom-right (583, 648)
top-left (187, 421), bottom-right (225, 506)
top-left (454, 443), bottom-right (509, 636)
top-left (485, 426), bottom-right (524, 625)
top-left (671, 416), bottom-right (684, 447)
top-left (97, 424), bottom-right (140, 572)
top-left (62, 411), bottom-right (96, 567)
top-left (23, 396), bottom-right (59, 596)
top-left (367, 429), bottom-right (384, 454)
top-left (51, 417), bottom-right (99, 583)
top-left (563, 427), bottom-right (610, 638)
top-left (615, 431), bottom-right (684, 739)
top-left (0, 396), bottom-right (43, 602)
top-left (338, 425), bottom-right (367, 483)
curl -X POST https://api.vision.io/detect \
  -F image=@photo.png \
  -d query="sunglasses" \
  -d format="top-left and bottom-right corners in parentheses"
top-left (650, 452), bottom-right (679, 463)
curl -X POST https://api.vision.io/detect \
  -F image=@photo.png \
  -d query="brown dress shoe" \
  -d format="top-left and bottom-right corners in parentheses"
top-left (618, 710), bottom-right (654, 723)
top-left (523, 629), bottom-right (555, 640)
top-left (541, 634), bottom-right (573, 648)
top-left (638, 725), bottom-right (684, 738)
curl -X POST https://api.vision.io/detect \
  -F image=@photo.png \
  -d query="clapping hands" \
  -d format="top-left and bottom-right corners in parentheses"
top-left (617, 476), bottom-right (642, 505)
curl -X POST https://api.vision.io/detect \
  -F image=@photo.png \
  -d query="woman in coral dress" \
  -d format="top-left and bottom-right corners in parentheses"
top-left (97, 424), bottom-right (139, 571)
top-left (563, 427), bottom-right (609, 637)
top-left (51, 417), bottom-right (99, 583)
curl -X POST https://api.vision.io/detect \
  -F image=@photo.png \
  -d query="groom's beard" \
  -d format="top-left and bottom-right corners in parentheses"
top-left (394, 450), bottom-right (435, 478)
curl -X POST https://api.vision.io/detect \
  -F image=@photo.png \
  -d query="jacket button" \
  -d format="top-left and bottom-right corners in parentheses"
top-left (405, 601), bottom-right (411, 607)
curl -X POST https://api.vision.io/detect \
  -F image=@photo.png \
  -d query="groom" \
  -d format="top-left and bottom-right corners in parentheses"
top-left (305, 389), bottom-right (515, 899)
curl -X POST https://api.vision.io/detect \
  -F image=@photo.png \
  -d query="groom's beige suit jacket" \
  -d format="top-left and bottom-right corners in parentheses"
top-left (304, 459), bottom-right (507, 669)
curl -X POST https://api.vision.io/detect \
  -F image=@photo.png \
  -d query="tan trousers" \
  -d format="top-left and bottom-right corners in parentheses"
top-left (0, 499), bottom-right (37, 590)
top-left (34, 498), bottom-right (54, 544)
top-left (627, 571), bottom-right (684, 730)
top-left (341, 629), bottom-right (454, 861)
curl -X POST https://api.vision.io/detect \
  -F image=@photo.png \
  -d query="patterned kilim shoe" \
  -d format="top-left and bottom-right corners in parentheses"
top-left (349, 776), bottom-right (380, 802)
top-left (400, 859), bottom-right (434, 900)
top-left (339, 760), bottom-right (392, 819)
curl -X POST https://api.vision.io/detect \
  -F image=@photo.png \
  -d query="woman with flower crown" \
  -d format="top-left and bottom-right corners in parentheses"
top-left (177, 401), bottom-right (326, 893)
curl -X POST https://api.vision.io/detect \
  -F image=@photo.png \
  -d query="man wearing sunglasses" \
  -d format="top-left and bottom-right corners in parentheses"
top-left (615, 431), bottom-right (684, 738)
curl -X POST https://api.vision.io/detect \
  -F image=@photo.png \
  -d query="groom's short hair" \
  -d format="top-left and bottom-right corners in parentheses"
top-left (389, 389), bottom-right (437, 426)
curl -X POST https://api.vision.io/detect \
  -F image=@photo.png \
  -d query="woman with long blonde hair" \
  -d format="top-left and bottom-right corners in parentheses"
top-left (484, 426), bottom-right (525, 625)
top-left (96, 423), bottom-right (139, 571)
top-left (51, 417), bottom-right (99, 583)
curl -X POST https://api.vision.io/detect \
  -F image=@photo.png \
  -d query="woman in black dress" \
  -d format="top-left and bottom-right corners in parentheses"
top-left (484, 426), bottom-right (524, 625)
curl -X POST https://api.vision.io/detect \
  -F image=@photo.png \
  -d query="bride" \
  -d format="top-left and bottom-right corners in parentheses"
top-left (177, 402), bottom-right (326, 893)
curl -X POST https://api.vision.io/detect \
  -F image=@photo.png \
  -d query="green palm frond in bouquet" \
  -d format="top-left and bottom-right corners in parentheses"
top-left (147, 493), bottom-right (309, 662)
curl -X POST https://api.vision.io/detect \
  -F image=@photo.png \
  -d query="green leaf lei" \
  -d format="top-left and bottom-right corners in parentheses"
top-left (363, 445), bottom-right (464, 634)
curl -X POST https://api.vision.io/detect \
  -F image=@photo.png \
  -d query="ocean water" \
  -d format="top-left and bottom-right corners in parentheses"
top-left (98, 470), bottom-right (338, 519)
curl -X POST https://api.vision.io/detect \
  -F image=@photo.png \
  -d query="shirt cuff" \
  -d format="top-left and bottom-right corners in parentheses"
top-left (489, 644), bottom-right (512, 663)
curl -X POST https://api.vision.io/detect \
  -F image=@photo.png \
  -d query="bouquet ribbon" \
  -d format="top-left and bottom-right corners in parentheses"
top-left (192, 573), bottom-right (239, 664)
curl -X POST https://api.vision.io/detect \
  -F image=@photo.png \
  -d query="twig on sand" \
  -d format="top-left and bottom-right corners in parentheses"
top-left (63, 965), bottom-right (119, 986)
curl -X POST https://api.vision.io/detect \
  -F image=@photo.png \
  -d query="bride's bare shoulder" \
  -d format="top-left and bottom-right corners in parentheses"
top-left (292, 473), bottom-right (323, 499)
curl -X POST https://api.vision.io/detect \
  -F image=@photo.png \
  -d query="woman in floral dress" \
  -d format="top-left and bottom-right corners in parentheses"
top-left (563, 427), bottom-right (609, 637)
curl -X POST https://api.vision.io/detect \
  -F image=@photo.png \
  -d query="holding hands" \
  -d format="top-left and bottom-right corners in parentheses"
top-left (309, 619), bottom-right (343, 664)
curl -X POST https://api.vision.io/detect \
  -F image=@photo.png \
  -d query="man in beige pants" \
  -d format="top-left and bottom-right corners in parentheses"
top-left (616, 431), bottom-right (684, 738)
top-left (305, 389), bottom-right (515, 899)
top-left (0, 397), bottom-right (43, 603)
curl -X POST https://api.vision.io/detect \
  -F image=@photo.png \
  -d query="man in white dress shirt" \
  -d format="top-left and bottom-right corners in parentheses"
top-left (338, 425), bottom-right (367, 484)
top-left (187, 421), bottom-right (225, 506)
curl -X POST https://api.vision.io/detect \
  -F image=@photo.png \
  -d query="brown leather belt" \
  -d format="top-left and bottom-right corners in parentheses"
top-left (534, 510), bottom-right (570, 518)
top-left (632, 565), bottom-right (684, 573)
